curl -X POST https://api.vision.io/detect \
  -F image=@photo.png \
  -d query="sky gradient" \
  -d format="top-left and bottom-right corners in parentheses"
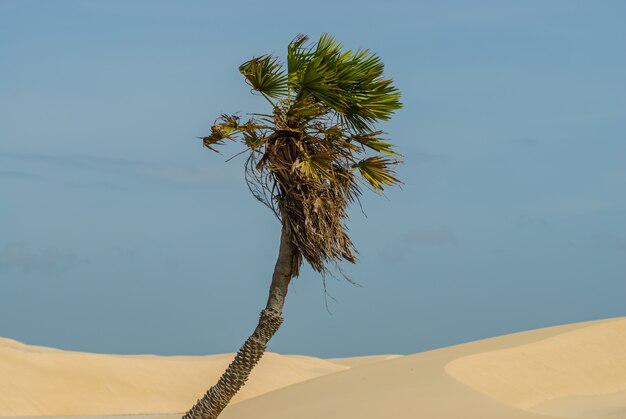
top-left (1, 0), bottom-right (625, 357)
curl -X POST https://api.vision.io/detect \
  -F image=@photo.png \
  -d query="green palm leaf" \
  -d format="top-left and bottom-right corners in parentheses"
top-left (285, 34), bottom-right (401, 132)
top-left (353, 156), bottom-right (401, 190)
top-left (239, 55), bottom-right (287, 98)
top-left (287, 34), bottom-right (313, 88)
top-left (351, 131), bottom-right (398, 155)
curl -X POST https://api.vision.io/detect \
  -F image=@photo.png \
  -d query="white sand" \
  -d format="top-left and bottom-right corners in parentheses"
top-left (0, 338), bottom-right (347, 416)
top-left (221, 318), bottom-right (626, 419)
top-left (3, 317), bottom-right (626, 419)
top-left (446, 317), bottom-right (626, 416)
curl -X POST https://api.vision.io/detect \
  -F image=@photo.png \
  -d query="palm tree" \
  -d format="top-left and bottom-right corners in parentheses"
top-left (183, 33), bottom-right (402, 419)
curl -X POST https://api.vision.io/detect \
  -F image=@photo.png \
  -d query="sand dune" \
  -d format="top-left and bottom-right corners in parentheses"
top-left (0, 338), bottom-right (347, 416)
top-left (327, 354), bottom-right (402, 368)
top-left (220, 318), bottom-right (626, 419)
top-left (446, 318), bottom-right (626, 417)
top-left (3, 317), bottom-right (626, 418)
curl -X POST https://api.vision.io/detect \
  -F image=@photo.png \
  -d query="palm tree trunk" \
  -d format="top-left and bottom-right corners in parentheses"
top-left (183, 226), bottom-right (296, 419)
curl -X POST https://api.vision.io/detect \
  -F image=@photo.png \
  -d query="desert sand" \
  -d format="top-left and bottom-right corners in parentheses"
top-left (3, 317), bottom-right (626, 419)
top-left (0, 338), bottom-right (347, 416)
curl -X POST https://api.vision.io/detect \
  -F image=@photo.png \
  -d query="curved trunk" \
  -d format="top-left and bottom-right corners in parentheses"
top-left (183, 227), bottom-right (296, 419)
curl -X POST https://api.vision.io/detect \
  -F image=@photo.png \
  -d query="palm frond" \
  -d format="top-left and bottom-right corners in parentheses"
top-left (350, 131), bottom-right (398, 155)
top-left (287, 34), bottom-right (314, 90)
top-left (202, 114), bottom-right (240, 150)
top-left (285, 34), bottom-right (401, 132)
top-left (353, 156), bottom-right (401, 190)
top-left (296, 151), bottom-right (336, 181)
top-left (239, 55), bottom-right (287, 98)
top-left (242, 129), bottom-right (267, 150)
top-left (286, 96), bottom-right (328, 126)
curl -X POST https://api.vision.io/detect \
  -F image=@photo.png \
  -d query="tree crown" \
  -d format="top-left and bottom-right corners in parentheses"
top-left (203, 34), bottom-right (402, 277)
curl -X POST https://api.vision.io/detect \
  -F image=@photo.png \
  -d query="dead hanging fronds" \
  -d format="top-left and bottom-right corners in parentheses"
top-left (202, 33), bottom-right (402, 279)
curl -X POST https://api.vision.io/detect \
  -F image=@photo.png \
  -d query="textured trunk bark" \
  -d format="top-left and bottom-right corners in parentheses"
top-left (183, 227), bottom-right (295, 419)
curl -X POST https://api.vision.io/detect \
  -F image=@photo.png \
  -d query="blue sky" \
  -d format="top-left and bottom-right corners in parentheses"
top-left (1, 0), bottom-right (625, 357)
